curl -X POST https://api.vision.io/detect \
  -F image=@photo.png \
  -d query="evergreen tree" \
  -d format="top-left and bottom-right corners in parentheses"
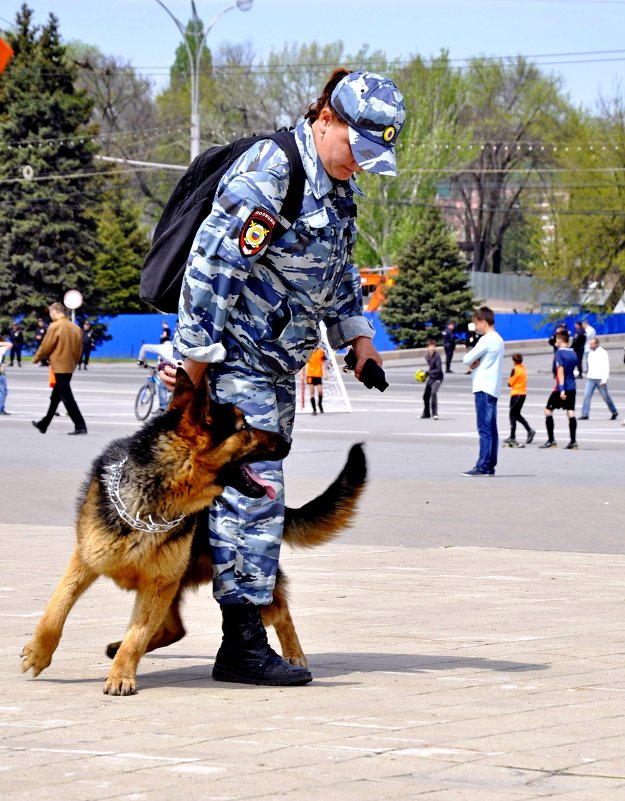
top-left (93, 176), bottom-right (151, 316)
top-left (0, 4), bottom-right (99, 334)
top-left (379, 206), bottom-right (475, 348)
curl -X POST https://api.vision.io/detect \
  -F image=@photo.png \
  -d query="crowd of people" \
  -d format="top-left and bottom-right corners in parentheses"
top-left (3, 304), bottom-right (623, 468)
top-left (417, 313), bottom-right (622, 475)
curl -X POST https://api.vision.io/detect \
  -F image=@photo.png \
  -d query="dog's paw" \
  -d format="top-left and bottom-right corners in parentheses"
top-left (103, 670), bottom-right (137, 696)
top-left (21, 639), bottom-right (53, 677)
top-left (283, 653), bottom-right (308, 668)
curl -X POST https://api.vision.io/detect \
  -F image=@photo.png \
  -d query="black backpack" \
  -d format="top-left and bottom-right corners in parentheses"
top-left (140, 129), bottom-right (306, 313)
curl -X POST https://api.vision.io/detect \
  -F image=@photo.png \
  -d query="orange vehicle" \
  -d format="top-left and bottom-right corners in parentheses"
top-left (359, 266), bottom-right (398, 311)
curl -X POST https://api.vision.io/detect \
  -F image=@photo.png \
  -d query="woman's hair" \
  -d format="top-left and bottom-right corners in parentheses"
top-left (304, 68), bottom-right (351, 123)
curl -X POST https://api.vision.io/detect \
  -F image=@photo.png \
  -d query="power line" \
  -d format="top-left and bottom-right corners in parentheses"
top-left (7, 47), bottom-right (625, 81)
top-left (0, 166), bottom-right (158, 186)
top-left (402, 167), bottom-right (625, 174)
top-left (0, 126), bottom-right (185, 148)
top-left (6, 130), bottom-right (625, 155)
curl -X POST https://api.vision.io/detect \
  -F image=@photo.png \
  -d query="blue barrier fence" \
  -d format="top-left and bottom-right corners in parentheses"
top-left (366, 311), bottom-right (625, 352)
top-left (494, 312), bottom-right (625, 342)
top-left (78, 311), bottom-right (625, 360)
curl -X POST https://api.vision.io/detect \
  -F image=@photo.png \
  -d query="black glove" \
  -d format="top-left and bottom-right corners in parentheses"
top-left (343, 349), bottom-right (388, 392)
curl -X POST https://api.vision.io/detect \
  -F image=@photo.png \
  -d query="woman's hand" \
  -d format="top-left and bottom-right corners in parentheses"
top-left (158, 358), bottom-right (207, 391)
top-left (350, 336), bottom-right (382, 382)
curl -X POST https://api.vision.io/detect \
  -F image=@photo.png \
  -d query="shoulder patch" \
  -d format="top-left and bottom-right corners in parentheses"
top-left (240, 208), bottom-right (278, 257)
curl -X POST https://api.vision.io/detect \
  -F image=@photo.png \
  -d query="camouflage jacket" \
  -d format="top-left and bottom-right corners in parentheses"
top-left (173, 120), bottom-right (374, 376)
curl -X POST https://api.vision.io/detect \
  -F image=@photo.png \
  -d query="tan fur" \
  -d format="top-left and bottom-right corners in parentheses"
top-left (21, 370), bottom-right (366, 695)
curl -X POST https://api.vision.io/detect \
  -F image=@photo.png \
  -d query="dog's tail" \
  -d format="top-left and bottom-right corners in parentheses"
top-left (282, 443), bottom-right (367, 548)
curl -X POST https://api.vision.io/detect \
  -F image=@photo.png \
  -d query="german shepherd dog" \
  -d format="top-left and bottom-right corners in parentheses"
top-left (21, 369), bottom-right (366, 695)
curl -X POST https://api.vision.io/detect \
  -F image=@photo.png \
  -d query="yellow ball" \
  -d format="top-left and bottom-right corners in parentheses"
top-left (415, 370), bottom-right (426, 383)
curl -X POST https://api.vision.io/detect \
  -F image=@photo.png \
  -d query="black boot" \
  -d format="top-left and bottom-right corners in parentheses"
top-left (212, 604), bottom-right (312, 686)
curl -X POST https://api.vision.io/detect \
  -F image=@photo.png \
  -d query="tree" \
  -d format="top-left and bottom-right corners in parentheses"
top-left (353, 52), bottom-right (471, 269)
top-left (0, 4), bottom-right (100, 333)
top-left (379, 206), bottom-right (475, 348)
top-left (92, 176), bottom-right (151, 315)
top-left (448, 57), bottom-right (569, 273)
top-left (205, 41), bottom-right (388, 144)
top-left (155, 17), bottom-right (214, 168)
top-left (500, 209), bottom-right (543, 274)
top-left (69, 42), bottom-right (164, 213)
top-left (538, 96), bottom-right (625, 310)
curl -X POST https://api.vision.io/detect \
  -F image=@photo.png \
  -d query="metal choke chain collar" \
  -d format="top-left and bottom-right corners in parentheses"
top-left (106, 458), bottom-right (185, 533)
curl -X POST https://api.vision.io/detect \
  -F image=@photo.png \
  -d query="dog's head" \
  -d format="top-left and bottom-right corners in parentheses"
top-left (144, 368), bottom-right (290, 506)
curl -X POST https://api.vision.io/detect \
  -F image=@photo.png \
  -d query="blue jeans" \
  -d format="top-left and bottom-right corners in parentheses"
top-left (474, 391), bottom-right (499, 473)
top-left (155, 375), bottom-right (171, 410)
top-left (0, 373), bottom-right (7, 412)
top-left (581, 379), bottom-right (617, 417)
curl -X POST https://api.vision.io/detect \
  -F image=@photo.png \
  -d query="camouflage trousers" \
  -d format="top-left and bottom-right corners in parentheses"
top-left (207, 351), bottom-right (296, 605)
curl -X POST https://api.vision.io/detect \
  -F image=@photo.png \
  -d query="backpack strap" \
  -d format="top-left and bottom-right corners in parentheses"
top-left (140, 130), bottom-right (305, 313)
top-left (266, 129), bottom-right (305, 237)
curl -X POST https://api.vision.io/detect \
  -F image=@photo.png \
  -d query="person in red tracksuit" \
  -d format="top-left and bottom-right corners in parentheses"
top-left (504, 353), bottom-right (536, 447)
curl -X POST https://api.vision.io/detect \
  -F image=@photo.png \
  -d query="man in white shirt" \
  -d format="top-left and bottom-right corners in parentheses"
top-left (580, 337), bottom-right (618, 420)
top-left (581, 320), bottom-right (596, 373)
top-left (136, 340), bottom-right (175, 412)
top-left (461, 306), bottom-right (505, 477)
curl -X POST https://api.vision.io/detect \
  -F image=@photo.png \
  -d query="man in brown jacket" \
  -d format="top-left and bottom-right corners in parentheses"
top-left (31, 302), bottom-right (87, 435)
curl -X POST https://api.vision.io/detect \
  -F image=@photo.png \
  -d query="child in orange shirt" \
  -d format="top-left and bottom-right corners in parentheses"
top-left (306, 348), bottom-right (326, 415)
top-left (505, 353), bottom-right (536, 446)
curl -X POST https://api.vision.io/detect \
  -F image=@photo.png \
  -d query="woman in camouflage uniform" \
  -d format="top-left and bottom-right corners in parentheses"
top-left (163, 69), bottom-right (406, 686)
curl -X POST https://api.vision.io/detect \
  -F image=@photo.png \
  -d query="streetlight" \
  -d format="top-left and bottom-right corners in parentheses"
top-left (154, 0), bottom-right (254, 162)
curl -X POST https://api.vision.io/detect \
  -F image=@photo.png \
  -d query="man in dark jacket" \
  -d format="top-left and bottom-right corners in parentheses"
top-left (33, 317), bottom-right (48, 366)
top-left (78, 321), bottom-right (94, 370)
top-left (8, 321), bottom-right (23, 367)
top-left (442, 322), bottom-right (456, 373)
top-left (421, 339), bottom-right (444, 419)
top-left (572, 321), bottom-right (586, 378)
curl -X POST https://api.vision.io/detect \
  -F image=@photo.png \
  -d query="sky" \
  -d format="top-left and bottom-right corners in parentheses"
top-left (2, 0), bottom-right (625, 109)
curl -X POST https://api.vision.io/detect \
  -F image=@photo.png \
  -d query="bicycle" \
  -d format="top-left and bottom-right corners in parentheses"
top-left (134, 363), bottom-right (163, 421)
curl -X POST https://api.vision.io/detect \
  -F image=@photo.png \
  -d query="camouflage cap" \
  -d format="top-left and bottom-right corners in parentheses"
top-left (330, 71), bottom-right (406, 177)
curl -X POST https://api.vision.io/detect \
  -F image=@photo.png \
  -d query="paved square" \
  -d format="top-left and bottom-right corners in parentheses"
top-left (1, 352), bottom-right (625, 799)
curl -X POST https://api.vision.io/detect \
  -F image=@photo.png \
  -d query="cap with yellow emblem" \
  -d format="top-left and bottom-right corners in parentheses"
top-left (330, 71), bottom-right (406, 177)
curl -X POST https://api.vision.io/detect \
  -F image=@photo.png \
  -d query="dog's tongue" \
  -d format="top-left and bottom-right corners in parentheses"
top-left (242, 465), bottom-right (276, 500)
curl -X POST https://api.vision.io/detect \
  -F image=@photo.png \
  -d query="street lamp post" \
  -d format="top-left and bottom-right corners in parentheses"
top-left (154, 0), bottom-right (253, 162)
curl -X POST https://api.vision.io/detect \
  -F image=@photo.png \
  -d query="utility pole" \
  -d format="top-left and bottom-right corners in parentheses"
top-left (154, 0), bottom-right (254, 162)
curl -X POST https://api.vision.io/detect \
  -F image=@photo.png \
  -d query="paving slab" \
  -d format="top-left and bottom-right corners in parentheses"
top-left (4, 532), bottom-right (625, 799)
top-left (2, 360), bottom-right (625, 799)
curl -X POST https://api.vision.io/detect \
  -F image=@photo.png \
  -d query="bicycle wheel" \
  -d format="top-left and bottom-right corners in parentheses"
top-left (134, 382), bottom-right (155, 421)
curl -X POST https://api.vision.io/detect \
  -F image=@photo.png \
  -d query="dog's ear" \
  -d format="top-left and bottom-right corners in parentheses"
top-left (168, 367), bottom-right (196, 411)
top-left (190, 372), bottom-right (212, 423)
top-left (168, 368), bottom-right (213, 422)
